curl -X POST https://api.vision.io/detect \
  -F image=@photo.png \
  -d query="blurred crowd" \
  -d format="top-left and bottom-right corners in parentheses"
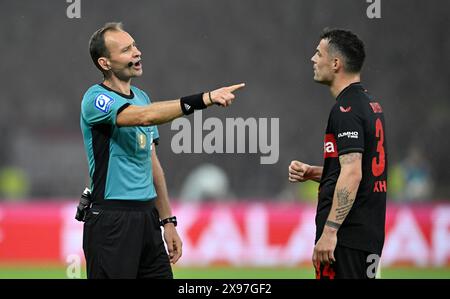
top-left (0, 145), bottom-right (436, 202)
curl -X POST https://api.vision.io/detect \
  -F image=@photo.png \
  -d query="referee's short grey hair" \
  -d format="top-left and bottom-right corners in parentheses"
top-left (89, 22), bottom-right (124, 73)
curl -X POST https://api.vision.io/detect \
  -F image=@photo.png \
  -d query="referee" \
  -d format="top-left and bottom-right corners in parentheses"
top-left (288, 29), bottom-right (387, 279)
top-left (80, 22), bottom-right (244, 279)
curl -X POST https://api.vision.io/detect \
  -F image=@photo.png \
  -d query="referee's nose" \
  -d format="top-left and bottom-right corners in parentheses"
top-left (133, 45), bottom-right (142, 58)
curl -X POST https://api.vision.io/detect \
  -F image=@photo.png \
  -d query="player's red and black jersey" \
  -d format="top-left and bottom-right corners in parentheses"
top-left (316, 82), bottom-right (388, 255)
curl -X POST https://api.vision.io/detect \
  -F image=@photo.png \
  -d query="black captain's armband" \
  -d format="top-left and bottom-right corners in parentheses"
top-left (160, 216), bottom-right (177, 227)
top-left (180, 93), bottom-right (206, 115)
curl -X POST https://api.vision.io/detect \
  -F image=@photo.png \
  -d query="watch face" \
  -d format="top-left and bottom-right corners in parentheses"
top-left (169, 217), bottom-right (177, 226)
top-left (161, 216), bottom-right (177, 227)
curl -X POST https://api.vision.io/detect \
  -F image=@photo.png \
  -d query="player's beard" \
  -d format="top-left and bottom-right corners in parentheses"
top-left (313, 70), bottom-right (332, 86)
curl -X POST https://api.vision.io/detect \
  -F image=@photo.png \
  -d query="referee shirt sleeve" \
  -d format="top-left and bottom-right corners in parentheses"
top-left (152, 125), bottom-right (160, 146)
top-left (142, 90), bottom-right (160, 146)
top-left (81, 92), bottom-right (129, 126)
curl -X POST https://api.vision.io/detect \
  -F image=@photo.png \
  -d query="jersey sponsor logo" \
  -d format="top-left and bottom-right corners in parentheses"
top-left (369, 102), bottom-right (383, 113)
top-left (338, 131), bottom-right (359, 139)
top-left (323, 134), bottom-right (338, 158)
top-left (339, 106), bottom-right (352, 113)
top-left (94, 94), bottom-right (115, 113)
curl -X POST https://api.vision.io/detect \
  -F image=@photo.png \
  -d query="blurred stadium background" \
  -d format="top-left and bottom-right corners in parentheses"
top-left (0, 0), bottom-right (449, 278)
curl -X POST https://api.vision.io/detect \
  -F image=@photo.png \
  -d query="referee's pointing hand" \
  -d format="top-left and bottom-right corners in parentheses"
top-left (205, 83), bottom-right (246, 107)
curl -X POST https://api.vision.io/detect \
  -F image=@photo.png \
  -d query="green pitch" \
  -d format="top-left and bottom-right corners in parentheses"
top-left (177, 266), bottom-right (450, 279)
top-left (0, 264), bottom-right (449, 279)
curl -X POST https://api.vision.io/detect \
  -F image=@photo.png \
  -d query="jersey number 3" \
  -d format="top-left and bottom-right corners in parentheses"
top-left (372, 118), bottom-right (385, 177)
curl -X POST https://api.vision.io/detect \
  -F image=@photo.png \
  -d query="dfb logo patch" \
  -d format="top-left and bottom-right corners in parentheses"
top-left (95, 94), bottom-right (115, 113)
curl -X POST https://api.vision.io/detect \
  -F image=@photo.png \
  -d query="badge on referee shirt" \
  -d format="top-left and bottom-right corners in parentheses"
top-left (94, 94), bottom-right (114, 113)
top-left (138, 133), bottom-right (147, 150)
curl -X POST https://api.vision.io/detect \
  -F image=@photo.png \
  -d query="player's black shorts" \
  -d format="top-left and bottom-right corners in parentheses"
top-left (83, 200), bottom-right (173, 279)
top-left (315, 245), bottom-right (378, 279)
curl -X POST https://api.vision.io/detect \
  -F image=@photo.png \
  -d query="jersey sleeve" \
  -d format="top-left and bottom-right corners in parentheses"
top-left (152, 125), bottom-right (160, 145)
top-left (141, 90), bottom-right (160, 145)
top-left (332, 105), bottom-right (365, 155)
top-left (81, 92), bottom-right (129, 126)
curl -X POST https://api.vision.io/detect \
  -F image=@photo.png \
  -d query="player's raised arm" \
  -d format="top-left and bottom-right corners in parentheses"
top-left (116, 83), bottom-right (245, 127)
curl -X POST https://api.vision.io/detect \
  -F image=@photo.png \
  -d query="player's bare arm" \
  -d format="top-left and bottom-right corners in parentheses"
top-left (312, 152), bottom-right (362, 267)
top-left (116, 83), bottom-right (245, 127)
top-left (288, 160), bottom-right (323, 183)
top-left (152, 145), bottom-right (183, 264)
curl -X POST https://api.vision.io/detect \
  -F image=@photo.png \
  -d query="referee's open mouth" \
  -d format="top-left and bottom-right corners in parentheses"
top-left (132, 59), bottom-right (142, 69)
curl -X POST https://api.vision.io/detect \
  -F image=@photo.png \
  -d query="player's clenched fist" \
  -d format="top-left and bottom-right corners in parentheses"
top-left (288, 160), bottom-right (312, 182)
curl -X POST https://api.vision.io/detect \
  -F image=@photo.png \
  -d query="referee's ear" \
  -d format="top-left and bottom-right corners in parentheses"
top-left (98, 57), bottom-right (111, 71)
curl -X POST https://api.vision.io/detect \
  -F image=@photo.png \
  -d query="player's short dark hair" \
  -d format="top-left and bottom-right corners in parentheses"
top-left (89, 22), bottom-right (123, 73)
top-left (320, 28), bottom-right (365, 73)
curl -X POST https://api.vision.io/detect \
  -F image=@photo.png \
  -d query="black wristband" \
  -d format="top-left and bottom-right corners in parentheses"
top-left (325, 220), bottom-right (341, 230)
top-left (160, 216), bottom-right (177, 227)
top-left (180, 93), bottom-right (206, 115)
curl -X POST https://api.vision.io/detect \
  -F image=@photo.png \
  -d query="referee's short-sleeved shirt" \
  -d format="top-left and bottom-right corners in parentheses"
top-left (316, 82), bottom-right (388, 255)
top-left (80, 83), bottom-right (159, 202)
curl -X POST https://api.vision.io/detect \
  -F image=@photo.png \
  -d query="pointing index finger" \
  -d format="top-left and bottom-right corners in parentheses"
top-left (227, 83), bottom-right (246, 92)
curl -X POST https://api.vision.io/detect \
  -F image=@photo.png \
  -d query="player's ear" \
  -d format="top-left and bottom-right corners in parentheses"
top-left (98, 57), bottom-right (111, 71)
top-left (332, 57), bottom-right (341, 72)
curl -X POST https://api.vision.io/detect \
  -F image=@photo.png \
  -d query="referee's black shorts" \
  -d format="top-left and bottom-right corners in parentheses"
top-left (82, 200), bottom-right (173, 279)
top-left (315, 244), bottom-right (379, 279)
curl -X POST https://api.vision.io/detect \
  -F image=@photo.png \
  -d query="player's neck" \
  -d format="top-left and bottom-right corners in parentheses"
top-left (103, 76), bottom-right (132, 96)
top-left (330, 74), bottom-right (361, 98)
